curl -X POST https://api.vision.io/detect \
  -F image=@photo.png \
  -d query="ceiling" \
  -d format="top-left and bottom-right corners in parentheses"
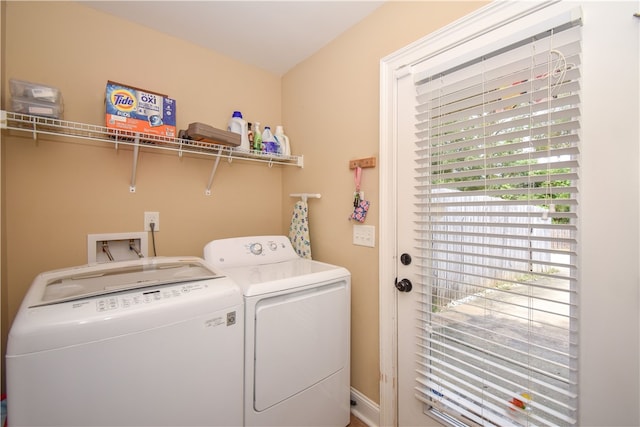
top-left (81, 1), bottom-right (386, 75)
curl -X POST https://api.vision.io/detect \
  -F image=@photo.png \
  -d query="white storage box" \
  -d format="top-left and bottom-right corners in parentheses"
top-left (10, 79), bottom-right (63, 104)
top-left (11, 96), bottom-right (64, 119)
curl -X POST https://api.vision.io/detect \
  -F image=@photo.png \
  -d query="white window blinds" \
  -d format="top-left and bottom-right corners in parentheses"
top-left (412, 20), bottom-right (581, 427)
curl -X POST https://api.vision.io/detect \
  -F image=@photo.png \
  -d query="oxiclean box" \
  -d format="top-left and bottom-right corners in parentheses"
top-left (105, 81), bottom-right (176, 138)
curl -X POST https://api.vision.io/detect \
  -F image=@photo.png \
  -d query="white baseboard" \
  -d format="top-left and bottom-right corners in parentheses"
top-left (350, 387), bottom-right (380, 427)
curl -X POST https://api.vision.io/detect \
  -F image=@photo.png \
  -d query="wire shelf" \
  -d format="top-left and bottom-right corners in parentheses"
top-left (0, 110), bottom-right (303, 195)
top-left (0, 110), bottom-right (302, 166)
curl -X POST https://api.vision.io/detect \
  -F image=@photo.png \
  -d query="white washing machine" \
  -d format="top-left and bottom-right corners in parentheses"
top-left (204, 235), bottom-right (351, 427)
top-left (6, 257), bottom-right (244, 427)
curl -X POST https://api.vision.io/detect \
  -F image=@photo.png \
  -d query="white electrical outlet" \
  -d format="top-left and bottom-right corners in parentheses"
top-left (353, 225), bottom-right (375, 247)
top-left (144, 211), bottom-right (160, 231)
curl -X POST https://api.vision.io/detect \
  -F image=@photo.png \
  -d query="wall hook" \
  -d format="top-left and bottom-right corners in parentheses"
top-left (349, 157), bottom-right (376, 169)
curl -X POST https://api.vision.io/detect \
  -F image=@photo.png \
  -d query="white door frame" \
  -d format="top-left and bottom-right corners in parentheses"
top-left (378, 2), bottom-right (565, 425)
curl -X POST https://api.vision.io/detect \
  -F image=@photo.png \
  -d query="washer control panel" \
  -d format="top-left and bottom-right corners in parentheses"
top-left (92, 281), bottom-right (210, 313)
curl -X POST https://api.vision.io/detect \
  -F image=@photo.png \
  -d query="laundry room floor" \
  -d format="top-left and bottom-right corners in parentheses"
top-left (349, 413), bottom-right (368, 427)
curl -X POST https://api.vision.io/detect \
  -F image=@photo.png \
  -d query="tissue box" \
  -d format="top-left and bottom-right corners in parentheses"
top-left (105, 81), bottom-right (176, 138)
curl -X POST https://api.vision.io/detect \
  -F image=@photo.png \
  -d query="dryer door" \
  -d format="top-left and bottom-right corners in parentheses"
top-left (253, 280), bottom-right (349, 411)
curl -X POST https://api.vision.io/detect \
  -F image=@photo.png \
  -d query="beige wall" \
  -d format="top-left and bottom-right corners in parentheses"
top-left (1, 1), bottom-right (284, 394)
top-left (282, 1), bottom-right (485, 403)
top-left (1, 0), bottom-right (485, 404)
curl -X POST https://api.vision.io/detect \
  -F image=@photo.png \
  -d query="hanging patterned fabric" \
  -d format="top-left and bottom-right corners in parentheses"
top-left (350, 166), bottom-right (370, 222)
top-left (288, 200), bottom-right (312, 259)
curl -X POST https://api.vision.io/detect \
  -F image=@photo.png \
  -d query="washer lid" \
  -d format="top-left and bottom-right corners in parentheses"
top-left (34, 258), bottom-right (221, 307)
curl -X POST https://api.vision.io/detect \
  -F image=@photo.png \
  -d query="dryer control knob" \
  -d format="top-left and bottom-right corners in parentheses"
top-left (269, 242), bottom-right (278, 251)
top-left (250, 243), bottom-right (263, 255)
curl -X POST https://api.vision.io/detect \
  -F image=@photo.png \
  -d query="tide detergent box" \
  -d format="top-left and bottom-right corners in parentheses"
top-left (105, 81), bottom-right (176, 138)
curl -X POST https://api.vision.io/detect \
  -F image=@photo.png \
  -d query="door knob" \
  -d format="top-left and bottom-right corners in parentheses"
top-left (395, 278), bottom-right (412, 292)
top-left (400, 253), bottom-right (412, 265)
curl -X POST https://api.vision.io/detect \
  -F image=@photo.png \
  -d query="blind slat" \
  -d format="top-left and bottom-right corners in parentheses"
top-left (416, 136), bottom-right (580, 167)
top-left (416, 173), bottom-right (578, 188)
top-left (417, 77), bottom-right (581, 129)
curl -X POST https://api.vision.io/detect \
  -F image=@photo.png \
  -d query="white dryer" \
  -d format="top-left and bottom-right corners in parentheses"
top-left (204, 235), bottom-right (351, 427)
top-left (6, 257), bottom-right (244, 427)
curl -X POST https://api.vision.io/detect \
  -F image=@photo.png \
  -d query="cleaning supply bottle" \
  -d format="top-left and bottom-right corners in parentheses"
top-left (262, 126), bottom-right (279, 154)
top-left (274, 125), bottom-right (291, 156)
top-left (227, 111), bottom-right (249, 151)
top-left (253, 122), bottom-right (263, 152)
top-left (247, 122), bottom-right (254, 149)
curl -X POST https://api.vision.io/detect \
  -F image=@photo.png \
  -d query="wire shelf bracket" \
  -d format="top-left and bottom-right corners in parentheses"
top-left (130, 136), bottom-right (140, 193)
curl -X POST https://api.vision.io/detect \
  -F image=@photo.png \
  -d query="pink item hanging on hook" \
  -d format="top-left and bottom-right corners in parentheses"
top-left (350, 166), bottom-right (370, 222)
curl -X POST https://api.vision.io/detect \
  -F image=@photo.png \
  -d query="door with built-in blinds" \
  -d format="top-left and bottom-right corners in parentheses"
top-left (396, 5), bottom-right (582, 426)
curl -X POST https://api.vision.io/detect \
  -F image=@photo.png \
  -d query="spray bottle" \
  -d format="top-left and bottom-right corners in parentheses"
top-left (253, 122), bottom-right (263, 152)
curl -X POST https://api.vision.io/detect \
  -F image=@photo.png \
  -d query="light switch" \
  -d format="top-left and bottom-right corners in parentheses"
top-left (353, 225), bottom-right (375, 247)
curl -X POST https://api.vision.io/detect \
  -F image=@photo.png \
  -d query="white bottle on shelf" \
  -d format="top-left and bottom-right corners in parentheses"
top-left (274, 125), bottom-right (290, 156)
top-left (262, 126), bottom-right (279, 154)
top-left (227, 110), bottom-right (250, 151)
